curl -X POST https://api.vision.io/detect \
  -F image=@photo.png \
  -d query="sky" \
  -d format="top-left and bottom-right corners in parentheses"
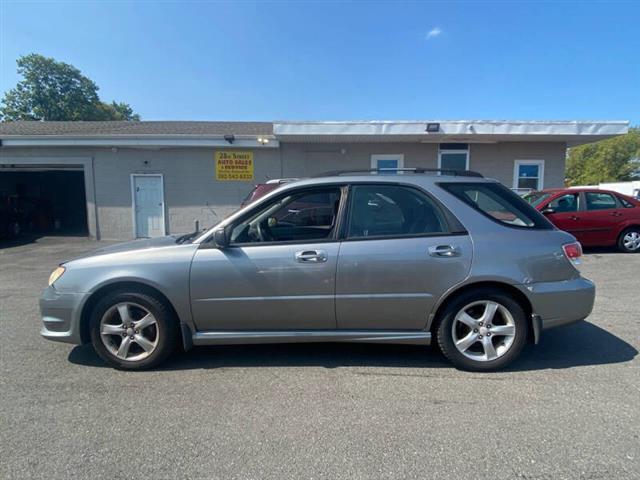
top-left (1, 0), bottom-right (639, 124)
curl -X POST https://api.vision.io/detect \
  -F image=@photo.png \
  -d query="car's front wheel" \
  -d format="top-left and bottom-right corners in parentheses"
top-left (618, 227), bottom-right (640, 253)
top-left (89, 289), bottom-right (178, 370)
top-left (435, 289), bottom-right (528, 371)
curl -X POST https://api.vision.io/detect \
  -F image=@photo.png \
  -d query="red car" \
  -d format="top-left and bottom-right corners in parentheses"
top-left (240, 178), bottom-right (299, 207)
top-left (525, 188), bottom-right (640, 253)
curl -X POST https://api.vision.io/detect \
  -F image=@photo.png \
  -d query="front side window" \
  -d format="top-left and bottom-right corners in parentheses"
top-left (440, 182), bottom-right (552, 229)
top-left (585, 192), bottom-right (617, 211)
top-left (347, 185), bottom-right (448, 238)
top-left (230, 187), bottom-right (341, 244)
top-left (547, 193), bottom-right (579, 213)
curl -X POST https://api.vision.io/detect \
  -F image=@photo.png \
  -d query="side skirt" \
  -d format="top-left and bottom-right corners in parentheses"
top-left (192, 330), bottom-right (431, 346)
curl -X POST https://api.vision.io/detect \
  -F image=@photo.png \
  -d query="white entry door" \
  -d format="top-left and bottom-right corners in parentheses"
top-left (132, 174), bottom-right (165, 238)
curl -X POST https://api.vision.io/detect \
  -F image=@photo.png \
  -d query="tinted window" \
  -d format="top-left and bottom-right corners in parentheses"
top-left (524, 192), bottom-right (551, 207)
top-left (347, 185), bottom-right (448, 238)
top-left (548, 193), bottom-right (579, 213)
top-left (440, 182), bottom-right (552, 229)
top-left (585, 192), bottom-right (617, 211)
top-left (617, 196), bottom-right (635, 208)
top-left (230, 188), bottom-right (341, 244)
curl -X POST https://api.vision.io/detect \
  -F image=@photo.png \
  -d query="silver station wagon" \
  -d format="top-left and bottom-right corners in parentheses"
top-left (41, 169), bottom-right (595, 371)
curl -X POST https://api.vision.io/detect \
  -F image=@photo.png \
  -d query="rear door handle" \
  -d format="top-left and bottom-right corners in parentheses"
top-left (610, 212), bottom-right (623, 217)
top-left (428, 245), bottom-right (461, 258)
top-left (295, 250), bottom-right (328, 263)
top-left (569, 215), bottom-right (580, 220)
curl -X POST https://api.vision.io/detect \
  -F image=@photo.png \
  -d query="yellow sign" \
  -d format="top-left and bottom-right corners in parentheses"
top-left (215, 151), bottom-right (254, 181)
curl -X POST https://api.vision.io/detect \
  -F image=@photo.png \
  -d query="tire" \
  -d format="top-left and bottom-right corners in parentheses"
top-left (617, 227), bottom-right (640, 253)
top-left (89, 289), bottom-right (178, 370)
top-left (434, 288), bottom-right (528, 372)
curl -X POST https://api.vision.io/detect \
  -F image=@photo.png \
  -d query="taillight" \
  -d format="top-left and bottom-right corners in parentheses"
top-left (562, 242), bottom-right (583, 265)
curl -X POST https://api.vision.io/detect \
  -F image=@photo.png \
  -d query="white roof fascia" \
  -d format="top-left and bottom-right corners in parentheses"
top-left (273, 120), bottom-right (629, 137)
top-left (0, 136), bottom-right (279, 148)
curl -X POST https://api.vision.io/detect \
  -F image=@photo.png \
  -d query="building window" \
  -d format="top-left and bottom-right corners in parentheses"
top-left (438, 143), bottom-right (469, 172)
top-left (371, 154), bottom-right (404, 175)
top-left (513, 160), bottom-right (545, 192)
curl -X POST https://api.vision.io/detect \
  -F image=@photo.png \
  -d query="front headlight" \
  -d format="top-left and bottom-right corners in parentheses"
top-left (48, 266), bottom-right (66, 286)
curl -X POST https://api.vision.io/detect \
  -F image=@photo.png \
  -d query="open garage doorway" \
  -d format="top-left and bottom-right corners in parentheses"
top-left (0, 169), bottom-right (88, 236)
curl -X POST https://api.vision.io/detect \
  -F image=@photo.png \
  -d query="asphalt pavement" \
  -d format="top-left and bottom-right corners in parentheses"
top-left (1, 237), bottom-right (638, 480)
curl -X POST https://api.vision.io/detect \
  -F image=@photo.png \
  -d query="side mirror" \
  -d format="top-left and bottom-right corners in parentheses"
top-left (541, 207), bottom-right (555, 215)
top-left (213, 228), bottom-right (229, 248)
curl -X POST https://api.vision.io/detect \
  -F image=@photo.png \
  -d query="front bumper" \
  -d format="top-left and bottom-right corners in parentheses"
top-left (518, 276), bottom-right (595, 331)
top-left (40, 286), bottom-right (87, 344)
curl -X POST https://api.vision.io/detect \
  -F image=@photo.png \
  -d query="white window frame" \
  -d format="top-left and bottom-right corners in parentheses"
top-left (130, 173), bottom-right (166, 238)
top-left (371, 154), bottom-right (405, 172)
top-left (513, 160), bottom-right (545, 192)
top-left (438, 146), bottom-right (470, 172)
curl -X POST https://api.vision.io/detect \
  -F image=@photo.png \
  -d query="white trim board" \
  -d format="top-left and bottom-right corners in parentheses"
top-left (274, 120), bottom-right (629, 136)
top-left (1, 137), bottom-right (279, 148)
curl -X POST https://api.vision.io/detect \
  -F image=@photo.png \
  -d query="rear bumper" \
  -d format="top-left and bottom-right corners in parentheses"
top-left (518, 277), bottom-right (595, 331)
top-left (39, 286), bottom-right (86, 344)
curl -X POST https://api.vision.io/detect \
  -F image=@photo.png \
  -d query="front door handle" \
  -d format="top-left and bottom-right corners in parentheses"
top-left (428, 245), bottom-right (461, 258)
top-left (295, 250), bottom-right (328, 263)
top-left (610, 212), bottom-right (623, 217)
top-left (569, 215), bottom-right (580, 220)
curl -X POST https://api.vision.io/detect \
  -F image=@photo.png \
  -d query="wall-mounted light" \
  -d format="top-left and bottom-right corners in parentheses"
top-left (257, 137), bottom-right (270, 145)
top-left (224, 134), bottom-right (235, 144)
top-left (426, 123), bottom-right (440, 133)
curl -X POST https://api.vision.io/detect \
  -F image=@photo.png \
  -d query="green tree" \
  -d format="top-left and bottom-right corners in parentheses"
top-left (566, 127), bottom-right (640, 185)
top-left (0, 54), bottom-right (139, 121)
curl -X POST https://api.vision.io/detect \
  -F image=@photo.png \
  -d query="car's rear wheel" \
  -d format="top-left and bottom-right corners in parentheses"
top-left (89, 289), bottom-right (178, 370)
top-left (618, 227), bottom-right (640, 253)
top-left (435, 289), bottom-right (528, 371)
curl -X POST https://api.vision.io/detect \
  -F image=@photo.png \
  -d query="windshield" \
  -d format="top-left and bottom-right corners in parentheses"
top-left (523, 192), bottom-right (552, 207)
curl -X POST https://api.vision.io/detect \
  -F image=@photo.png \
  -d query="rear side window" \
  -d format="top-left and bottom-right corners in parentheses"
top-left (347, 185), bottom-right (449, 238)
top-left (440, 182), bottom-right (552, 229)
top-left (585, 192), bottom-right (617, 211)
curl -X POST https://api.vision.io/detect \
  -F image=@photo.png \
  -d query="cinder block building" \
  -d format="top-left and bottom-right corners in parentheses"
top-left (0, 119), bottom-right (628, 240)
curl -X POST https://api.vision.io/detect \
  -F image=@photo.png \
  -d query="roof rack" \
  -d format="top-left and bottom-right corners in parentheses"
top-left (314, 168), bottom-right (484, 178)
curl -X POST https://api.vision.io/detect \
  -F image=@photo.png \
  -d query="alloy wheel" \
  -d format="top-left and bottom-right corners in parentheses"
top-left (622, 231), bottom-right (640, 251)
top-left (451, 300), bottom-right (516, 362)
top-left (99, 302), bottom-right (159, 361)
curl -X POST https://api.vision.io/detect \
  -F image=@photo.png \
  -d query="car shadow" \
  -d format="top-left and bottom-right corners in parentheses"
top-left (582, 246), bottom-right (622, 255)
top-left (0, 234), bottom-right (43, 249)
top-left (68, 321), bottom-right (637, 372)
top-left (0, 232), bottom-right (88, 249)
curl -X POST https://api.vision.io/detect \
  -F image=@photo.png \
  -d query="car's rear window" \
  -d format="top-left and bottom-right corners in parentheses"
top-left (439, 182), bottom-right (553, 229)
